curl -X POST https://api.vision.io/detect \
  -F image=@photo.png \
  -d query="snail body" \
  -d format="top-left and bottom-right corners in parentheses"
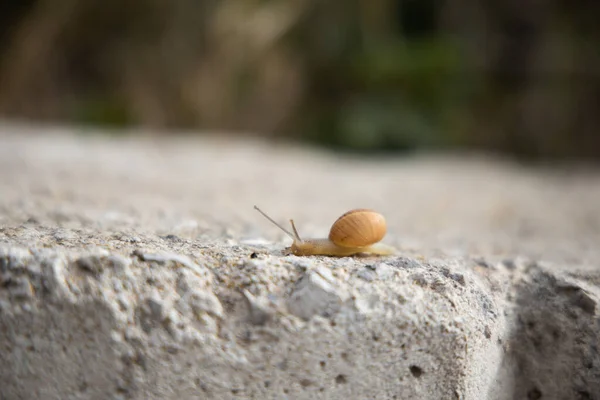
top-left (288, 238), bottom-right (395, 257)
top-left (254, 206), bottom-right (395, 257)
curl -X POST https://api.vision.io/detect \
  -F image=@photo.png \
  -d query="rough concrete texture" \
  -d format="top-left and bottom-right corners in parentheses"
top-left (0, 124), bottom-right (599, 400)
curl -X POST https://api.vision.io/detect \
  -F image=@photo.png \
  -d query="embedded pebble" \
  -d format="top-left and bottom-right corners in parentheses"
top-left (76, 255), bottom-right (107, 275)
top-left (8, 277), bottom-right (34, 300)
top-left (390, 257), bottom-right (422, 270)
top-left (287, 269), bottom-right (348, 320)
top-left (135, 251), bottom-right (209, 277)
top-left (375, 263), bottom-right (395, 280)
top-left (499, 259), bottom-right (516, 270)
top-left (283, 256), bottom-right (314, 270)
top-left (357, 268), bottom-right (376, 281)
top-left (242, 290), bottom-right (274, 325)
top-left (106, 255), bottom-right (132, 274)
top-left (184, 290), bottom-right (224, 319)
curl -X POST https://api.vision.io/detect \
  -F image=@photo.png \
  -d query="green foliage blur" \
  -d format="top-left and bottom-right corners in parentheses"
top-left (0, 0), bottom-right (599, 160)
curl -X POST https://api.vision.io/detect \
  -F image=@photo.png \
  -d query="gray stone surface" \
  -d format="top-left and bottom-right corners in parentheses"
top-left (0, 123), bottom-right (599, 399)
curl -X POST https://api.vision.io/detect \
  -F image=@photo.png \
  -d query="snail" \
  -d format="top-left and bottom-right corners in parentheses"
top-left (254, 206), bottom-right (396, 257)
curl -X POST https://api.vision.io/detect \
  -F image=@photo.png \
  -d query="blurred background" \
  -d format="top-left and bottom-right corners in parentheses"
top-left (0, 0), bottom-right (598, 161)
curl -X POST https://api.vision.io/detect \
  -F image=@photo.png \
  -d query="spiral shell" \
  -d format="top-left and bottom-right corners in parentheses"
top-left (328, 209), bottom-right (386, 248)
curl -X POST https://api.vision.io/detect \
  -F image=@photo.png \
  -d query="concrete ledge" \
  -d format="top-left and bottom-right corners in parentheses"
top-left (0, 127), bottom-right (599, 399)
top-left (2, 246), bottom-right (599, 399)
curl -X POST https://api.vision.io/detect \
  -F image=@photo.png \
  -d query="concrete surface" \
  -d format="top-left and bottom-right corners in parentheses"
top-left (0, 123), bottom-right (599, 399)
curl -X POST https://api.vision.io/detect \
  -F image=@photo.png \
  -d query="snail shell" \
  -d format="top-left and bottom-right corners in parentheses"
top-left (328, 209), bottom-right (387, 248)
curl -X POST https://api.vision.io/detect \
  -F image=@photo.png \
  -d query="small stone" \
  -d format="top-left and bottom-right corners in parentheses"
top-left (185, 290), bottom-right (224, 319)
top-left (242, 290), bottom-right (273, 325)
top-left (164, 310), bottom-right (184, 339)
top-left (135, 251), bottom-right (208, 278)
top-left (390, 257), bottom-right (422, 270)
top-left (0, 247), bottom-right (32, 273)
top-left (574, 291), bottom-right (597, 315)
top-left (484, 325), bottom-right (492, 339)
top-left (314, 266), bottom-right (336, 284)
top-left (40, 256), bottom-right (71, 296)
top-left (499, 259), bottom-right (516, 270)
top-left (287, 270), bottom-right (348, 320)
top-left (112, 278), bottom-right (124, 292)
top-left (116, 294), bottom-right (131, 311)
top-left (357, 268), bottom-right (376, 282)
top-left (473, 257), bottom-right (493, 269)
top-left (449, 272), bottom-right (466, 286)
top-left (147, 298), bottom-right (163, 317)
top-left (284, 256), bottom-right (314, 270)
top-left (176, 269), bottom-right (211, 295)
top-left (375, 263), bottom-right (395, 280)
top-left (411, 273), bottom-right (429, 287)
top-left (197, 314), bottom-right (218, 334)
top-left (162, 234), bottom-right (182, 242)
top-left (106, 255), bottom-right (132, 274)
top-left (137, 296), bottom-right (166, 333)
top-left (333, 258), bottom-right (356, 269)
top-left (354, 292), bottom-right (381, 314)
top-left (76, 255), bottom-right (105, 275)
top-left (431, 278), bottom-right (447, 293)
top-left (53, 230), bottom-right (76, 243)
top-left (9, 277), bottom-right (34, 300)
top-left (556, 283), bottom-right (597, 315)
